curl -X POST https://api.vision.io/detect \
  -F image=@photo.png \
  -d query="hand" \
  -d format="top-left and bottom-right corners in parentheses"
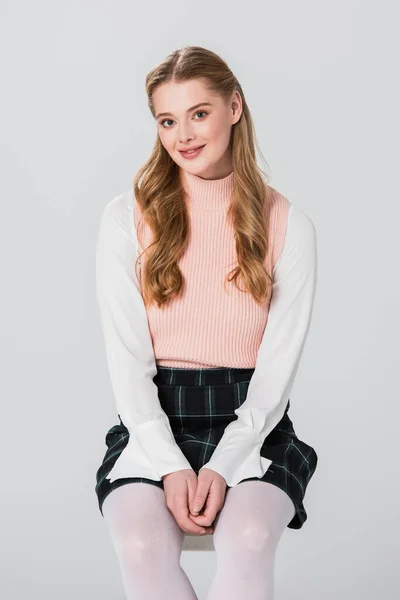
top-left (187, 468), bottom-right (227, 529)
top-left (162, 469), bottom-right (214, 536)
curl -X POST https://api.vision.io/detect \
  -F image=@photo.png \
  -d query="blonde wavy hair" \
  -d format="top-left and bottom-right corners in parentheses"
top-left (133, 45), bottom-right (274, 309)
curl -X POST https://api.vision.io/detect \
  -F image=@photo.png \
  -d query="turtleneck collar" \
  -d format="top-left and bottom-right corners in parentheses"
top-left (181, 168), bottom-right (234, 211)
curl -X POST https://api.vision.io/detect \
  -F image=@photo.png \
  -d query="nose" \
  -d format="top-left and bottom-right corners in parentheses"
top-left (178, 123), bottom-right (195, 144)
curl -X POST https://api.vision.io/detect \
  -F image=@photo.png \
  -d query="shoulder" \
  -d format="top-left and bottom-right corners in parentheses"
top-left (285, 203), bottom-right (317, 253)
top-left (97, 189), bottom-right (136, 243)
top-left (267, 185), bottom-right (316, 233)
top-left (96, 190), bottom-right (140, 258)
top-left (266, 185), bottom-right (317, 267)
top-left (99, 189), bottom-right (134, 230)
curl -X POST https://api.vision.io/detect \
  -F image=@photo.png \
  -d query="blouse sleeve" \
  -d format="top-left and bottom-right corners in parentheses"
top-left (95, 193), bottom-right (193, 482)
top-left (199, 203), bottom-right (318, 486)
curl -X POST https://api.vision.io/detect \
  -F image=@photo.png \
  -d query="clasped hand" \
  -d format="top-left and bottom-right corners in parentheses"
top-left (162, 468), bottom-right (227, 535)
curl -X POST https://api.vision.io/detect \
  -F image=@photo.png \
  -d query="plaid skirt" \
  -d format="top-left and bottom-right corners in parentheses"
top-left (95, 366), bottom-right (318, 530)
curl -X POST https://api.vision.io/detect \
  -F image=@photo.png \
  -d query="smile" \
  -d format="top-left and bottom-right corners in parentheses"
top-left (179, 145), bottom-right (206, 159)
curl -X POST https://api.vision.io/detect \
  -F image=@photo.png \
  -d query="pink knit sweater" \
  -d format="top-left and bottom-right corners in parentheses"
top-left (133, 169), bottom-right (290, 368)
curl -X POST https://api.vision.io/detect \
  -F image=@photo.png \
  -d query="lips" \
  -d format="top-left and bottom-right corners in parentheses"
top-left (178, 144), bottom-right (206, 159)
top-left (181, 144), bottom-right (205, 150)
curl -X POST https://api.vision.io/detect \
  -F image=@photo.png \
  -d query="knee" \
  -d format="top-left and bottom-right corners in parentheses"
top-left (214, 518), bottom-right (277, 557)
top-left (118, 533), bottom-right (160, 566)
top-left (241, 523), bottom-right (275, 553)
top-left (116, 531), bottom-right (168, 570)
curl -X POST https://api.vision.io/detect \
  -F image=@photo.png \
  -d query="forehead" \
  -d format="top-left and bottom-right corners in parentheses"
top-left (153, 79), bottom-right (220, 117)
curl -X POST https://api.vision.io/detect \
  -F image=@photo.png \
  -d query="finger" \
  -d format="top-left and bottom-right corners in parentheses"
top-left (174, 485), bottom-right (208, 535)
top-left (193, 483), bottom-right (225, 526)
top-left (189, 513), bottom-right (215, 529)
top-left (190, 490), bottom-right (216, 526)
top-left (174, 505), bottom-right (207, 534)
top-left (187, 476), bottom-right (198, 511)
top-left (181, 513), bottom-right (210, 534)
top-left (191, 478), bottom-right (210, 515)
top-left (190, 501), bottom-right (218, 527)
top-left (201, 502), bottom-right (218, 526)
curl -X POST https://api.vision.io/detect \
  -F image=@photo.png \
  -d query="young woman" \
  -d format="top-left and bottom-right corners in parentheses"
top-left (94, 45), bottom-right (318, 599)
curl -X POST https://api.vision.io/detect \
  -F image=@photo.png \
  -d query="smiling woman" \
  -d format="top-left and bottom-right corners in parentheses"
top-left (94, 44), bottom-right (319, 599)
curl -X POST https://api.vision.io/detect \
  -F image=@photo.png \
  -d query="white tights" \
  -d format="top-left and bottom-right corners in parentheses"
top-left (102, 480), bottom-right (296, 600)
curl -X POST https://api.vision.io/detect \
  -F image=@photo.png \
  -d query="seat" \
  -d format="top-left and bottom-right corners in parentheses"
top-left (183, 532), bottom-right (215, 551)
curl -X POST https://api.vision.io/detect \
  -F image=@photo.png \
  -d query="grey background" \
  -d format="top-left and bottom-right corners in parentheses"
top-left (1, 1), bottom-right (399, 598)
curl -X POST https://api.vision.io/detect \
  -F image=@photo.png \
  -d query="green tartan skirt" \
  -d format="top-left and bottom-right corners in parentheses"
top-left (95, 365), bottom-right (318, 529)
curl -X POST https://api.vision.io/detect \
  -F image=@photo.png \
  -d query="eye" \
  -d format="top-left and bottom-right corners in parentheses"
top-left (159, 110), bottom-right (208, 129)
top-left (160, 118), bottom-right (174, 128)
top-left (194, 110), bottom-right (208, 120)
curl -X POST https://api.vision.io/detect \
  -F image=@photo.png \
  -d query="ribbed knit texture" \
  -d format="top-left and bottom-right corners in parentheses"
top-left (133, 170), bottom-right (290, 368)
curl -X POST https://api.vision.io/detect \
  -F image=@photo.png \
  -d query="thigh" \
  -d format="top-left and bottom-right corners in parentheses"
top-left (102, 482), bottom-right (185, 553)
top-left (213, 480), bottom-right (296, 551)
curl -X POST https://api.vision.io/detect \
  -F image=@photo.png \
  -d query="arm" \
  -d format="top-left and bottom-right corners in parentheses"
top-left (96, 192), bottom-right (193, 481)
top-left (199, 203), bottom-right (318, 486)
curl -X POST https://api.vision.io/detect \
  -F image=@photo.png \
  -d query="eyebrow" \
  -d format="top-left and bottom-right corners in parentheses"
top-left (155, 102), bottom-right (213, 120)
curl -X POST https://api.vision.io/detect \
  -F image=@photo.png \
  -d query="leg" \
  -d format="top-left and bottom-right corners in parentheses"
top-left (102, 482), bottom-right (198, 600)
top-left (206, 481), bottom-right (296, 600)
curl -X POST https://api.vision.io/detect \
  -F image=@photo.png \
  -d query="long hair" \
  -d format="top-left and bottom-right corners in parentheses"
top-left (133, 45), bottom-right (274, 309)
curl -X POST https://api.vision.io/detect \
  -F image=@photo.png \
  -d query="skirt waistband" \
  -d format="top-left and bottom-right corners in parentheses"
top-left (154, 365), bottom-right (255, 387)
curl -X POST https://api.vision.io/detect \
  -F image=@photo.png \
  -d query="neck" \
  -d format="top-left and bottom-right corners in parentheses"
top-left (180, 169), bottom-right (234, 211)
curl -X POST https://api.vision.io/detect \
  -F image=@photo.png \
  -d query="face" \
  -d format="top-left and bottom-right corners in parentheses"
top-left (153, 78), bottom-right (242, 180)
